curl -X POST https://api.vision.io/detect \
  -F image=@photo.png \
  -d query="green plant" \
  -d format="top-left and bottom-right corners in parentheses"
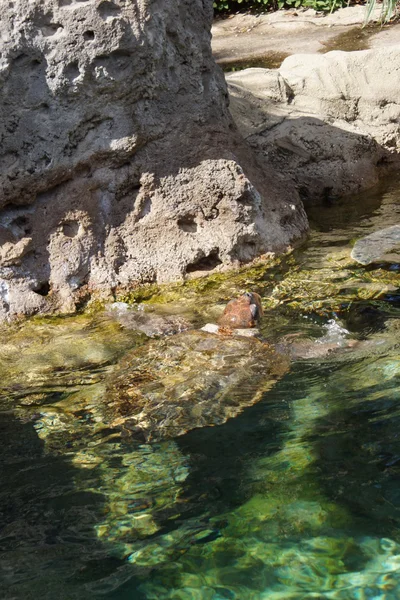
top-left (364, 0), bottom-right (398, 23)
top-left (213, 0), bottom-right (274, 12)
top-left (278, 0), bottom-right (344, 10)
top-left (213, 0), bottom-right (230, 9)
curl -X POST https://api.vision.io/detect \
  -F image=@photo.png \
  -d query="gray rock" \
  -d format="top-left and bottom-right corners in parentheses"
top-left (0, 0), bottom-right (308, 321)
top-left (227, 46), bottom-right (400, 206)
top-left (351, 225), bottom-right (400, 265)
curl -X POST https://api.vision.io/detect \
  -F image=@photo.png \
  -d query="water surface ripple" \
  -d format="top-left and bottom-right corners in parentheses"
top-left (0, 179), bottom-right (399, 599)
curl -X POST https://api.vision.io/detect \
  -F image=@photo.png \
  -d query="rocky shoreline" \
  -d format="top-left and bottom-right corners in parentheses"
top-left (0, 3), bottom-right (398, 321)
top-left (0, 0), bottom-right (308, 322)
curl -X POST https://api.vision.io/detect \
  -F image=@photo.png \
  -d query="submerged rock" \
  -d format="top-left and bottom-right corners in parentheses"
top-left (351, 225), bottom-right (400, 265)
top-left (105, 304), bottom-right (192, 337)
top-left (105, 330), bottom-right (290, 442)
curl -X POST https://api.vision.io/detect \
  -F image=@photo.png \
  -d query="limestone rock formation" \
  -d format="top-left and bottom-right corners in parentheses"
top-left (0, 0), bottom-right (308, 320)
top-left (227, 47), bottom-right (400, 206)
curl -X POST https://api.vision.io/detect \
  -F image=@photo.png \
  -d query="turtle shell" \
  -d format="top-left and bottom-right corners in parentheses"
top-left (105, 330), bottom-right (289, 442)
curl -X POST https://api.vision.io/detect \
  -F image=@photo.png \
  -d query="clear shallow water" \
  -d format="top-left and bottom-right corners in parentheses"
top-left (0, 180), bottom-right (399, 600)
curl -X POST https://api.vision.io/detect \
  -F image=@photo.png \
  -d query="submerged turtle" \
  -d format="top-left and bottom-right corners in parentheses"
top-left (104, 292), bottom-right (352, 442)
top-left (105, 329), bottom-right (289, 442)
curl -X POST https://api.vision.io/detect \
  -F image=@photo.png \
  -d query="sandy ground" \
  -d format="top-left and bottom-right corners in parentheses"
top-left (212, 6), bottom-right (400, 67)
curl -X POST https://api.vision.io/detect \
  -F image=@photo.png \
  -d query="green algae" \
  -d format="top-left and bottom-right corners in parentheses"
top-left (129, 248), bottom-right (398, 320)
top-left (115, 254), bottom-right (286, 309)
top-left (111, 247), bottom-right (398, 323)
top-left (265, 253), bottom-right (400, 316)
top-left (0, 313), bottom-right (146, 408)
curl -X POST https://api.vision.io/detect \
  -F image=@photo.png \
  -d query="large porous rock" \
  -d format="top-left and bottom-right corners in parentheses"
top-left (0, 0), bottom-right (308, 321)
top-left (227, 46), bottom-right (400, 206)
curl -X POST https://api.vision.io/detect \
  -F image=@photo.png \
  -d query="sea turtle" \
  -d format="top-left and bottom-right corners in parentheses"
top-left (4, 294), bottom-right (394, 569)
top-left (103, 292), bottom-right (352, 442)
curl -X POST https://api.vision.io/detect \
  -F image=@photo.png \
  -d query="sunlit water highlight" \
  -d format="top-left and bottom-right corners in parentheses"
top-left (0, 179), bottom-right (399, 599)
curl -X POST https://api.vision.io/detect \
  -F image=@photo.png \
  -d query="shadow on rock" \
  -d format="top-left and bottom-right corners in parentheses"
top-left (227, 66), bottom-right (400, 208)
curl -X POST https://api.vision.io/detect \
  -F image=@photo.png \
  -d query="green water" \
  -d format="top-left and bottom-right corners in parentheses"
top-left (0, 179), bottom-right (399, 599)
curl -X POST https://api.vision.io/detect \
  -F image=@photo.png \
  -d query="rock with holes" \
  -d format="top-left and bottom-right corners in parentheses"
top-left (0, 0), bottom-right (308, 320)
